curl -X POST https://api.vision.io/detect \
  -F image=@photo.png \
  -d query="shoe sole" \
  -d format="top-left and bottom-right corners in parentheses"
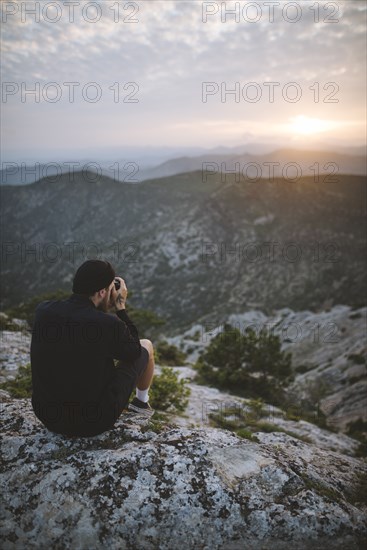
top-left (127, 403), bottom-right (155, 417)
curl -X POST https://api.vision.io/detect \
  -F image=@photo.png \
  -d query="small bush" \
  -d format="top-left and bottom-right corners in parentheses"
top-left (125, 307), bottom-right (166, 339)
top-left (194, 324), bottom-right (293, 405)
top-left (208, 406), bottom-right (311, 444)
top-left (348, 312), bottom-right (362, 320)
top-left (283, 396), bottom-right (328, 429)
top-left (236, 428), bottom-right (259, 442)
top-left (349, 374), bottom-right (365, 385)
top-left (348, 353), bottom-right (366, 365)
top-left (347, 419), bottom-right (367, 457)
top-left (283, 380), bottom-right (330, 429)
top-left (155, 340), bottom-right (188, 366)
top-left (247, 398), bottom-right (266, 421)
top-left (283, 431), bottom-right (311, 443)
top-left (253, 421), bottom-right (284, 433)
top-left (295, 364), bottom-right (314, 374)
top-left (0, 364), bottom-right (32, 398)
top-left (348, 472), bottom-right (367, 505)
top-left (148, 366), bottom-right (191, 413)
top-left (0, 315), bottom-right (23, 332)
top-left (285, 409), bottom-right (301, 422)
top-left (140, 412), bottom-right (168, 433)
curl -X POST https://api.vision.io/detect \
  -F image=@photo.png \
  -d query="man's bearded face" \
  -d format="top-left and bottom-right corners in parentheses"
top-left (97, 282), bottom-right (114, 312)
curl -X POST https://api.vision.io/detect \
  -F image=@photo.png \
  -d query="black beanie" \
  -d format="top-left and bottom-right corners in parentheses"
top-left (72, 260), bottom-right (115, 295)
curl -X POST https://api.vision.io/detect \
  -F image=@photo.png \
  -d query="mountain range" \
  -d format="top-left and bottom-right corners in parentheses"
top-left (133, 148), bottom-right (367, 183)
top-left (1, 148), bottom-right (366, 185)
top-left (1, 169), bottom-right (366, 332)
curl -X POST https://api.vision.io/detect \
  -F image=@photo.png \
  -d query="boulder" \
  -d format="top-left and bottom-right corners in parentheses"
top-left (1, 393), bottom-right (366, 549)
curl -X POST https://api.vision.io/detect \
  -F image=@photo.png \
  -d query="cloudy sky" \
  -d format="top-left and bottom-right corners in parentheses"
top-left (1, 0), bottom-right (366, 159)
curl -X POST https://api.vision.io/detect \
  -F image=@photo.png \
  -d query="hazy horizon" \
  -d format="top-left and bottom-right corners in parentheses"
top-left (2, 140), bottom-right (366, 165)
top-left (1, 0), bottom-right (366, 160)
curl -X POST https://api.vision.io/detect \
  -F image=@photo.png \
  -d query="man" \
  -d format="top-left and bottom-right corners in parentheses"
top-left (30, 259), bottom-right (155, 437)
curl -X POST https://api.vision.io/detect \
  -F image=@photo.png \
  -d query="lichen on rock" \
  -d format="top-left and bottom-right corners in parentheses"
top-left (1, 393), bottom-right (366, 549)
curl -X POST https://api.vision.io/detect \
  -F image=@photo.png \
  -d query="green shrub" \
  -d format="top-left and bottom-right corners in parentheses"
top-left (148, 366), bottom-right (191, 413)
top-left (282, 431), bottom-right (311, 443)
top-left (295, 364), bottom-right (314, 374)
top-left (0, 364), bottom-right (32, 398)
top-left (208, 412), bottom-right (239, 431)
top-left (347, 353), bottom-right (366, 365)
top-left (348, 312), bottom-right (362, 320)
top-left (247, 398), bottom-right (266, 421)
top-left (236, 428), bottom-right (259, 442)
top-left (140, 412), bottom-right (168, 433)
top-left (283, 387), bottom-right (329, 429)
top-left (348, 472), bottom-right (367, 505)
top-left (208, 406), bottom-right (311, 444)
top-left (347, 419), bottom-right (367, 457)
top-left (191, 331), bottom-right (201, 342)
top-left (253, 421), bottom-right (284, 433)
top-left (194, 324), bottom-right (293, 405)
top-left (0, 315), bottom-right (23, 332)
top-left (349, 374), bottom-right (365, 385)
top-left (155, 340), bottom-right (188, 366)
top-left (285, 408), bottom-right (301, 422)
top-left (125, 307), bottom-right (166, 339)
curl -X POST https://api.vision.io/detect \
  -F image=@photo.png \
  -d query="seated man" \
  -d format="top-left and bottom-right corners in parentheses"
top-left (30, 259), bottom-right (155, 437)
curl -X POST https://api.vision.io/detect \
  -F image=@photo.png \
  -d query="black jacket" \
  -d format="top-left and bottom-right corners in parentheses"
top-left (30, 293), bottom-right (142, 436)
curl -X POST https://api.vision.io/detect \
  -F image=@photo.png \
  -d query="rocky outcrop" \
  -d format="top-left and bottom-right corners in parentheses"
top-left (0, 323), bottom-right (30, 382)
top-left (167, 305), bottom-right (367, 432)
top-left (1, 393), bottom-right (366, 549)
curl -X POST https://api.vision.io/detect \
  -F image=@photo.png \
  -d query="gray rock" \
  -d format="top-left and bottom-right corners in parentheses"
top-left (157, 365), bottom-right (360, 456)
top-left (0, 329), bottom-right (31, 382)
top-left (1, 395), bottom-right (366, 549)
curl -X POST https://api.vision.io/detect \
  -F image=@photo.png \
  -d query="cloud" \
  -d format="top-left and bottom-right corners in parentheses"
top-left (1, 0), bottom-right (366, 153)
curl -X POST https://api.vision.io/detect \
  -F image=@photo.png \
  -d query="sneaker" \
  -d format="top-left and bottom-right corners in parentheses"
top-left (128, 397), bottom-right (155, 417)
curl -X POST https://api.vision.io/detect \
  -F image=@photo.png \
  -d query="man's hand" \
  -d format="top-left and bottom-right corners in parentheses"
top-left (110, 277), bottom-right (128, 311)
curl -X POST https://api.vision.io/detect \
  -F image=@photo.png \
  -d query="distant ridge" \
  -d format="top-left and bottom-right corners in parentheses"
top-left (1, 148), bottom-right (366, 185)
top-left (137, 149), bottom-right (367, 183)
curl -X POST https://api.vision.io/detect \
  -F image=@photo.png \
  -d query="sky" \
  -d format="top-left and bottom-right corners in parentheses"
top-left (1, 0), bottom-right (366, 160)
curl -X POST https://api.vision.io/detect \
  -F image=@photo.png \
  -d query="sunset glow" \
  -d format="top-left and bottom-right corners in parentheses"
top-left (289, 116), bottom-right (339, 136)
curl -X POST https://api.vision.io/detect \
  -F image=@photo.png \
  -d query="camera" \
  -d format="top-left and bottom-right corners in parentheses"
top-left (114, 278), bottom-right (121, 290)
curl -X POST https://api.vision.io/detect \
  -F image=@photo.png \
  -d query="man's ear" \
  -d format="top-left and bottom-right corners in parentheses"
top-left (98, 288), bottom-right (106, 298)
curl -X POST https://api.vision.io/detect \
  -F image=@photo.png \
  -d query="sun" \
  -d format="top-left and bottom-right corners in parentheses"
top-left (290, 115), bottom-right (336, 135)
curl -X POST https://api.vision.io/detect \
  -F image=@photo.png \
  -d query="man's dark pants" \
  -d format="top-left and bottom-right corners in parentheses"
top-left (39, 346), bottom-right (150, 438)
